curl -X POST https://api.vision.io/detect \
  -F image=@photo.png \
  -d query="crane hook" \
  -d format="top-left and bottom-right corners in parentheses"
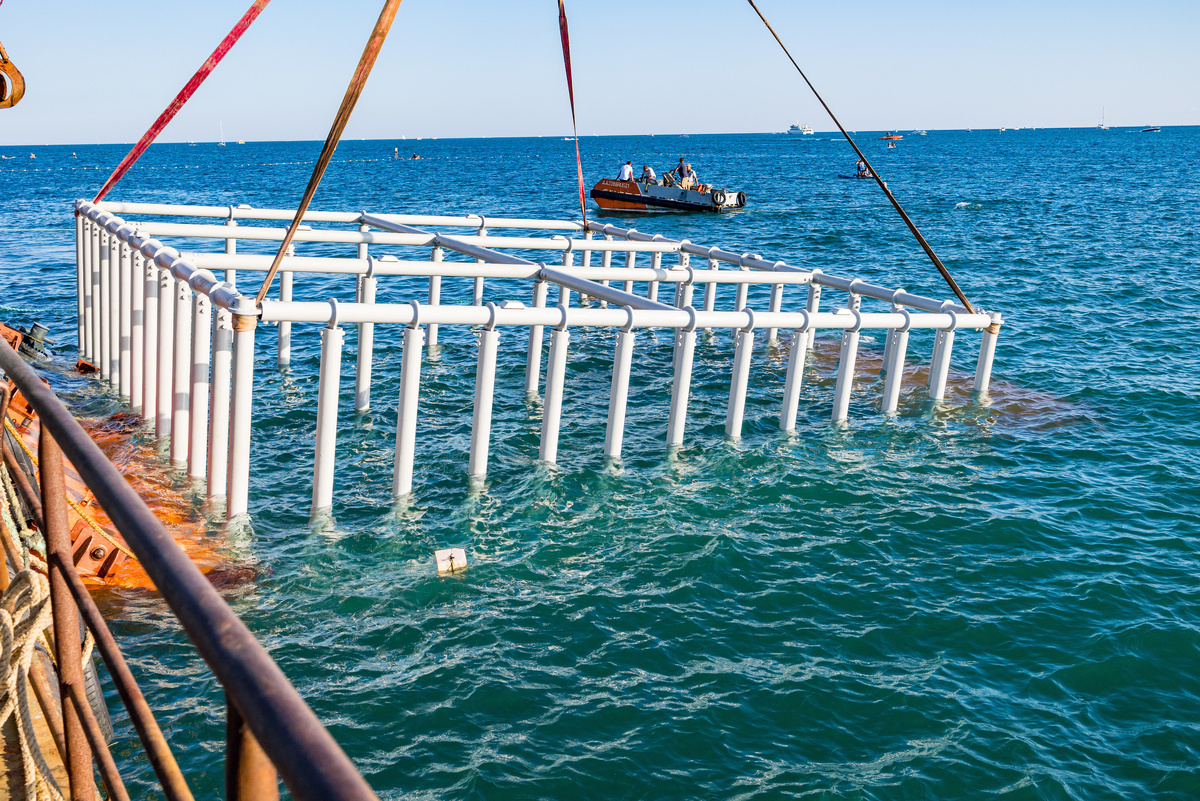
top-left (0, 40), bottom-right (26, 109)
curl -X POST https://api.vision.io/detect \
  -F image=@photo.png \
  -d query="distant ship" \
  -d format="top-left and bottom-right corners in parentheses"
top-left (1097, 108), bottom-right (1108, 130)
top-left (1141, 125), bottom-right (1161, 133)
top-left (912, 130), bottom-right (927, 136)
top-left (788, 123), bottom-right (814, 135)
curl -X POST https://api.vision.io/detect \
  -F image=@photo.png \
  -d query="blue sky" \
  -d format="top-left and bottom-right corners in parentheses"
top-left (0, 0), bottom-right (1196, 145)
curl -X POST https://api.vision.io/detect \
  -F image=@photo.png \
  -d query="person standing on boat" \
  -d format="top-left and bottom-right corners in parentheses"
top-left (617, 161), bottom-right (634, 181)
top-left (667, 157), bottom-right (687, 182)
top-left (640, 165), bottom-right (657, 184)
top-left (679, 163), bottom-right (698, 190)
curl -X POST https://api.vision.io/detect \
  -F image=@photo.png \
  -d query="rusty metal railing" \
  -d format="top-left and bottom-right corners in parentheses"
top-left (0, 338), bottom-right (379, 801)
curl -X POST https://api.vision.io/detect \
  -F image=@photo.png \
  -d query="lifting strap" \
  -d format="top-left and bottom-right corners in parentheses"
top-left (558, 1), bottom-right (588, 228)
top-left (0, 40), bottom-right (25, 110)
top-left (255, 0), bottom-right (404, 305)
top-left (745, 0), bottom-right (976, 314)
top-left (92, 0), bottom-right (273, 203)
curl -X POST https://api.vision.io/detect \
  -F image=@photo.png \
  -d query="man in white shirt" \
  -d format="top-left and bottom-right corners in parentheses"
top-left (617, 161), bottom-right (634, 181)
top-left (640, 165), bottom-right (657, 183)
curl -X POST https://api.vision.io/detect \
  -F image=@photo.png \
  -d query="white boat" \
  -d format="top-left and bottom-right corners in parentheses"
top-left (1097, 108), bottom-right (1108, 130)
top-left (787, 122), bottom-right (814, 135)
top-left (913, 130), bottom-right (927, 136)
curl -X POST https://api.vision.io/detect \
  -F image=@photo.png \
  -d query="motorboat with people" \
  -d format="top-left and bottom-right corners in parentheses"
top-left (592, 178), bottom-right (745, 212)
top-left (591, 160), bottom-right (745, 212)
top-left (788, 122), bottom-right (815, 135)
top-left (879, 132), bottom-right (903, 140)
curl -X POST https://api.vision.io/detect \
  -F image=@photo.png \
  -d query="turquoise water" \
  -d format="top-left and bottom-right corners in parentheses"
top-left (1, 128), bottom-right (1198, 799)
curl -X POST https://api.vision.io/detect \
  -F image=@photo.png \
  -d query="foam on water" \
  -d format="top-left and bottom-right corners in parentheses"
top-left (2, 128), bottom-right (1199, 799)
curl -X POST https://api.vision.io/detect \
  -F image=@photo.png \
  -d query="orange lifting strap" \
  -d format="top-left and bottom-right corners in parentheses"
top-left (0, 40), bottom-right (24, 109)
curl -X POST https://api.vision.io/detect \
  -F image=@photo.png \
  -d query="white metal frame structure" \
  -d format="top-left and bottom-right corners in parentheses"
top-left (74, 199), bottom-right (1003, 522)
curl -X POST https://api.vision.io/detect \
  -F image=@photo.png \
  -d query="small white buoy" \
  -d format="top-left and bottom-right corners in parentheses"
top-left (434, 548), bottom-right (467, 574)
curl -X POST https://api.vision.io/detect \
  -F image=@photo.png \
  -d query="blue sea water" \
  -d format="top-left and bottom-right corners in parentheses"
top-left (1, 127), bottom-right (1198, 800)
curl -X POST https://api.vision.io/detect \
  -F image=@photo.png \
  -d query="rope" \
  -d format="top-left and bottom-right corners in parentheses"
top-left (557, 1), bottom-right (589, 228)
top-left (0, 570), bottom-right (65, 801)
top-left (0, 463), bottom-right (35, 571)
top-left (744, 0), bottom-right (976, 314)
top-left (3, 420), bottom-right (136, 561)
top-left (255, 0), bottom-right (405, 305)
top-left (0, 469), bottom-right (101, 800)
top-left (92, 0), bottom-right (273, 203)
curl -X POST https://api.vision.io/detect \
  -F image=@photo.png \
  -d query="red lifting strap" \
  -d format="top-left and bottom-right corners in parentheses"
top-left (92, 0), bottom-right (272, 204)
top-left (558, 0), bottom-right (588, 229)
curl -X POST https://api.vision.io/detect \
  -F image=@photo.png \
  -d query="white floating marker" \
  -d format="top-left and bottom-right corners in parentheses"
top-left (435, 548), bottom-right (467, 574)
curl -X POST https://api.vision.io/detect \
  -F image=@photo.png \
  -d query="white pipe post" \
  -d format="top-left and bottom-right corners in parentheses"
top-left (155, 269), bottom-right (175, 441)
top-left (805, 276), bottom-right (823, 351)
top-left (141, 258), bottom-right (159, 425)
top-left (428, 246), bottom-right (442, 347)
top-left (188, 292), bottom-right (211, 479)
top-left (81, 219), bottom-right (94, 361)
top-left (224, 217), bottom-right (238, 289)
top-left (666, 319), bottom-right (697, 447)
top-left (766, 282), bottom-right (784, 343)
top-left (75, 214), bottom-right (85, 355)
top-left (702, 256), bottom-right (718, 331)
top-left (726, 323), bottom-right (756, 438)
top-left (780, 322), bottom-right (812, 431)
top-left (928, 326), bottom-right (956, 401)
top-left (277, 269), bottom-right (292, 368)
top-left (354, 273), bottom-right (377, 411)
top-left (118, 242), bottom-right (133, 400)
top-left (99, 233), bottom-right (111, 382)
top-left (226, 311), bottom-right (256, 520)
top-left (648, 251), bottom-right (662, 303)
top-left (207, 306), bottom-right (233, 500)
top-left (468, 316), bottom-right (500, 477)
top-left (109, 234), bottom-right (122, 382)
top-left (881, 303), bottom-right (902, 375)
top-left (539, 316), bottom-right (570, 464)
top-left (599, 234), bottom-right (613, 308)
top-left (832, 300), bottom-right (862, 424)
top-left (604, 321), bottom-right (636, 460)
top-left (581, 231), bottom-right (593, 268)
top-left (392, 324), bottom-right (425, 497)
top-left (973, 313), bottom-right (1002, 396)
top-left (356, 223), bottom-right (369, 260)
top-left (926, 330), bottom-right (944, 392)
top-left (524, 280), bottom-right (548, 396)
top-left (171, 278), bottom-right (193, 464)
top-left (881, 327), bottom-right (910, 415)
top-left (89, 225), bottom-right (101, 363)
top-left (312, 321), bottom-right (345, 512)
top-left (623, 249), bottom-right (637, 294)
top-left (473, 225), bottom-right (486, 305)
top-left (675, 254), bottom-right (693, 308)
top-left (130, 253), bottom-right (145, 410)
top-left (560, 251), bottom-right (574, 307)
top-left (733, 265), bottom-right (749, 339)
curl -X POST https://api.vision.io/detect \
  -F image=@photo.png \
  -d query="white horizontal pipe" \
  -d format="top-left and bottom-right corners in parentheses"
top-left (256, 301), bottom-right (992, 334)
top-left (182, 252), bottom-right (812, 285)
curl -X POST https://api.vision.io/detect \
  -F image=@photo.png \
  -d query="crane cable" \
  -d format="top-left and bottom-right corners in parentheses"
top-left (557, 0), bottom-right (588, 229)
top-left (255, 0), bottom-right (404, 305)
top-left (745, 0), bottom-right (976, 314)
top-left (92, 0), bottom-right (273, 203)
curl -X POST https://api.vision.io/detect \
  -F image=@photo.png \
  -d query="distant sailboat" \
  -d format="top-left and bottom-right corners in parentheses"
top-left (1097, 108), bottom-right (1108, 130)
top-left (218, 122), bottom-right (226, 147)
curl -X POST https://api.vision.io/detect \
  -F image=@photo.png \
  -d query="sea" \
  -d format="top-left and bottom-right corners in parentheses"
top-left (1, 127), bottom-right (1198, 799)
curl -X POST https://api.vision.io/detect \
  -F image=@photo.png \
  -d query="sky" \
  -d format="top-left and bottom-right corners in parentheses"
top-left (0, 0), bottom-right (1197, 145)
